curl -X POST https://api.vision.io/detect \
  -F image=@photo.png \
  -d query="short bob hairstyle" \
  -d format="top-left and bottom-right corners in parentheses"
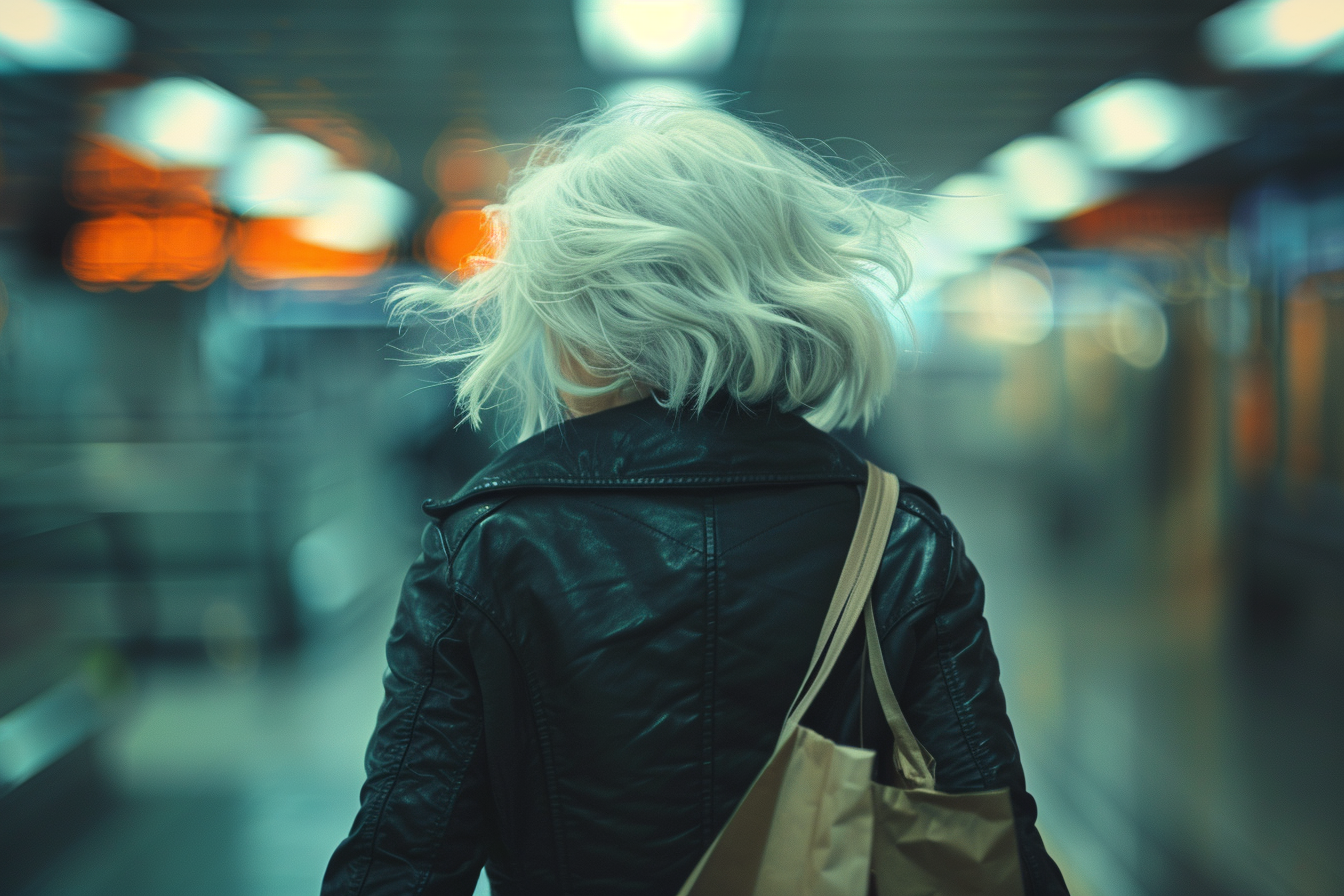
top-left (394, 94), bottom-right (914, 443)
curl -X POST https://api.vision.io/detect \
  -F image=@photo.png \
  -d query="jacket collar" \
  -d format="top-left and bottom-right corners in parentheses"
top-left (425, 393), bottom-right (868, 516)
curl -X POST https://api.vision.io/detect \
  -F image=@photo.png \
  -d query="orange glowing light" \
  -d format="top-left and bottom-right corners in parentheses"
top-left (1058, 190), bottom-right (1231, 249)
top-left (153, 213), bottom-right (230, 284)
top-left (432, 136), bottom-right (511, 199)
top-left (64, 136), bottom-right (227, 290)
top-left (1232, 358), bottom-right (1277, 482)
top-left (65, 213), bottom-right (153, 285)
top-left (1285, 286), bottom-right (1327, 482)
top-left (231, 217), bottom-right (389, 290)
top-left (64, 210), bottom-right (229, 290)
top-left (424, 204), bottom-right (498, 277)
top-left (67, 138), bottom-right (213, 213)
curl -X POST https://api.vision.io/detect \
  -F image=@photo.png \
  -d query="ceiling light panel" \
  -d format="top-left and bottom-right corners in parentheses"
top-left (575, 0), bottom-right (742, 74)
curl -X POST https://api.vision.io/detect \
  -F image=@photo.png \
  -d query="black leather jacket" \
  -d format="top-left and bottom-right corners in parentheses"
top-left (322, 395), bottom-right (1070, 896)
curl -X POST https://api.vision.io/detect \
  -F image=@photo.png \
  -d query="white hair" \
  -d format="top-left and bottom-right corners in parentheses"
top-left (393, 95), bottom-right (914, 443)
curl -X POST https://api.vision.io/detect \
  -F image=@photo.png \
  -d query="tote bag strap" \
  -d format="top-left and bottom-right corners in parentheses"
top-left (864, 601), bottom-right (936, 788)
top-left (779, 461), bottom-right (898, 749)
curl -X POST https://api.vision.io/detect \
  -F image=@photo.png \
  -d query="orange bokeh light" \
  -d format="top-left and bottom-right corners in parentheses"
top-left (1058, 189), bottom-right (1231, 249)
top-left (64, 137), bottom-right (227, 290)
top-left (432, 136), bottom-right (511, 200)
top-left (1284, 286), bottom-right (1327, 482)
top-left (424, 204), bottom-right (501, 277)
top-left (67, 138), bottom-right (213, 213)
top-left (231, 218), bottom-right (390, 290)
top-left (65, 210), bottom-right (229, 290)
top-left (1232, 358), bottom-right (1277, 482)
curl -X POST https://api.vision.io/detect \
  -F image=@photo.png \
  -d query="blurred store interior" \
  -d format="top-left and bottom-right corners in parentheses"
top-left (2, 0), bottom-right (1343, 894)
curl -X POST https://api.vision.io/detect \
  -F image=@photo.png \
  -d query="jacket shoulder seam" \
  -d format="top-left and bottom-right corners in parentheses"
top-left (875, 497), bottom-right (953, 638)
top-left (931, 528), bottom-right (994, 788)
top-left (895, 493), bottom-right (950, 539)
top-left (443, 496), bottom-right (516, 576)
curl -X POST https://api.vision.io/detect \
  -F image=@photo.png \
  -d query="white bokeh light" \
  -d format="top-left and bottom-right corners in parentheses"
top-left (943, 263), bottom-right (1055, 346)
top-left (221, 134), bottom-right (339, 218)
top-left (0, 0), bottom-right (130, 71)
top-left (575, 0), bottom-right (742, 73)
top-left (928, 173), bottom-right (1034, 256)
top-left (1203, 0), bottom-right (1344, 69)
top-left (293, 170), bottom-right (413, 254)
top-left (101, 78), bottom-right (262, 169)
top-left (988, 135), bottom-right (1103, 221)
top-left (1108, 288), bottom-right (1169, 369)
top-left (1058, 79), bottom-right (1186, 170)
top-left (1057, 78), bottom-right (1237, 172)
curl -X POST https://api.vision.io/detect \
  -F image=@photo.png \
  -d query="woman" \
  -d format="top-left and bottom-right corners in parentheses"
top-left (322, 97), bottom-right (1069, 895)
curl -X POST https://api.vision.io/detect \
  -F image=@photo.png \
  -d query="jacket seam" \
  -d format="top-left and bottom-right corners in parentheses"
top-left (932, 529), bottom-right (994, 788)
top-left (582, 498), bottom-right (705, 555)
top-left (445, 497), bottom-right (516, 579)
top-left (878, 589), bottom-right (941, 641)
top-left (701, 495), bottom-right (718, 846)
top-left (871, 499), bottom-right (952, 639)
top-left (413, 722), bottom-right (485, 896)
top-left (721, 497), bottom-right (853, 555)
top-left (459, 472), bottom-right (863, 489)
top-left (896, 495), bottom-right (950, 539)
top-left (428, 472), bottom-right (868, 511)
top-left (452, 582), bottom-right (573, 895)
top-left (934, 612), bottom-right (992, 787)
top-left (348, 620), bottom-right (456, 896)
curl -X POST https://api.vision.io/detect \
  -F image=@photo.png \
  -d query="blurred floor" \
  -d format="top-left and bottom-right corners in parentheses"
top-left (15, 588), bottom-right (398, 896)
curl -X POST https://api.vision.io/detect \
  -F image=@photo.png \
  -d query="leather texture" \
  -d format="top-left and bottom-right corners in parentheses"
top-left (322, 393), bottom-right (1071, 896)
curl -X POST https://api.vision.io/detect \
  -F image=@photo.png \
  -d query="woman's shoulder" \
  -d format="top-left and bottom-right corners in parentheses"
top-left (871, 478), bottom-right (970, 630)
top-left (893, 479), bottom-right (955, 547)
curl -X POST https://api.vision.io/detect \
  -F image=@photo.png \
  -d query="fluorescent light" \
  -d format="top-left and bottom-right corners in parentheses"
top-left (575, 0), bottom-right (742, 73)
top-left (1057, 78), bottom-right (1237, 171)
top-left (928, 173), bottom-right (1035, 255)
top-left (293, 170), bottom-right (413, 253)
top-left (1203, 0), bottom-right (1344, 69)
top-left (987, 135), bottom-right (1104, 221)
top-left (0, 0), bottom-right (130, 72)
top-left (220, 134), bottom-right (338, 218)
top-left (101, 78), bottom-right (261, 169)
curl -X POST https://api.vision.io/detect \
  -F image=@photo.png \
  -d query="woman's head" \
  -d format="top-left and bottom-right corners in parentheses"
top-left (396, 94), bottom-right (914, 442)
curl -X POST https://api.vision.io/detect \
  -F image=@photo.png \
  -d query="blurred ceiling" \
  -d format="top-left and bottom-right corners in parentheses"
top-left (87, 0), bottom-right (1234, 194)
top-left (749, 0), bottom-right (1231, 184)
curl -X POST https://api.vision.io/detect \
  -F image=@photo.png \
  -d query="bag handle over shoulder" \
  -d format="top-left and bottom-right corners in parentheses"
top-left (780, 461), bottom-right (936, 789)
top-left (779, 461), bottom-right (896, 742)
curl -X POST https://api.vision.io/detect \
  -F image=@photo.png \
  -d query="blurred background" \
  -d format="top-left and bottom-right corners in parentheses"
top-left (1, 1), bottom-right (1342, 894)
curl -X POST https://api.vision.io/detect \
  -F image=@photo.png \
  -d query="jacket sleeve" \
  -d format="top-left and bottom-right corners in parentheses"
top-left (322, 522), bottom-right (490, 896)
top-left (893, 516), bottom-right (1071, 896)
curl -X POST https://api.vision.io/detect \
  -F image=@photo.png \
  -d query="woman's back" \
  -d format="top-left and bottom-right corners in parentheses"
top-left (321, 396), bottom-right (1068, 895)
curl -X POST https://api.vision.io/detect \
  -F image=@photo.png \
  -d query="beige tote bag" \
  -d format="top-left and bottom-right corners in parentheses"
top-left (677, 462), bottom-right (1024, 896)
